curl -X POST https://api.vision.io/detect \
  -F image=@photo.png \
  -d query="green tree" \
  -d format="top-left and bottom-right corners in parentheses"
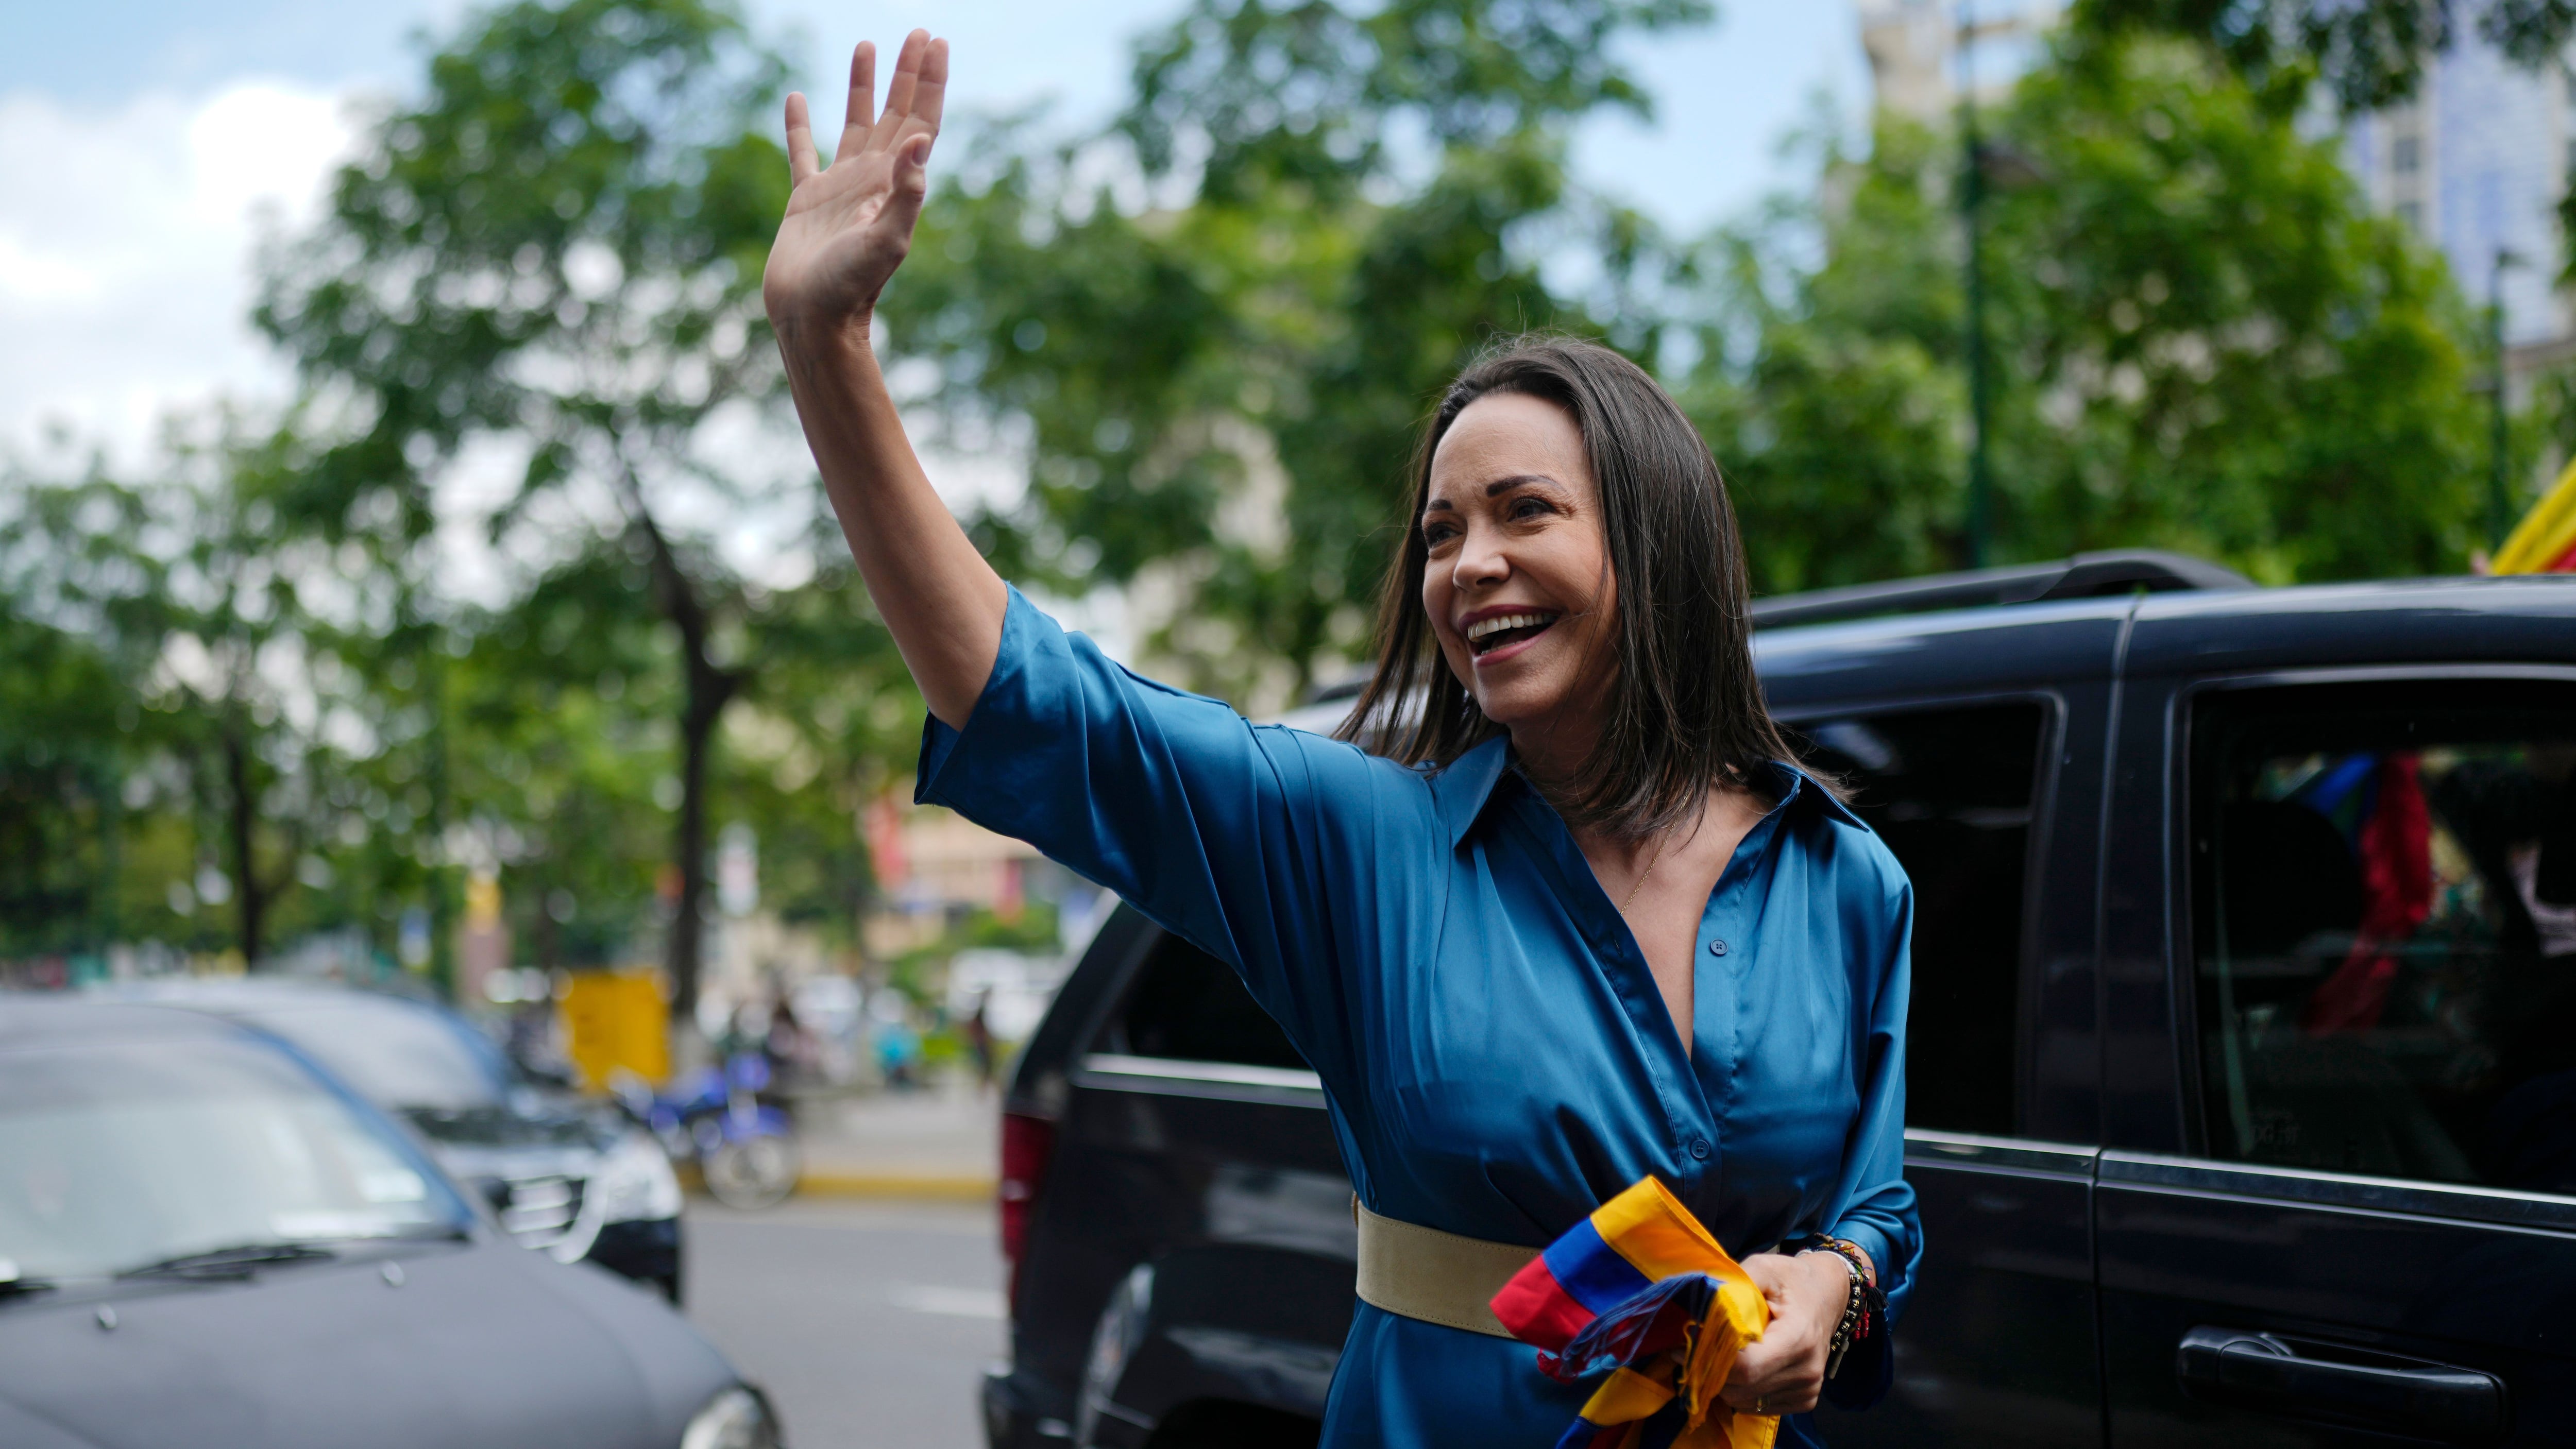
top-left (880, 0), bottom-right (1708, 705)
top-left (1692, 35), bottom-right (2485, 589)
top-left (259, 0), bottom-right (801, 1011)
top-left (2071, 1), bottom-right (2576, 268)
top-left (2072, 1), bottom-right (2576, 110)
top-left (0, 420), bottom-right (392, 967)
top-left (0, 589), bottom-right (133, 960)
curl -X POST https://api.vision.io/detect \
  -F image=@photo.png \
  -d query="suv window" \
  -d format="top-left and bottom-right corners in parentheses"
top-left (2192, 679), bottom-right (2576, 1191)
top-left (1110, 931), bottom-right (1311, 1071)
top-left (1790, 701), bottom-right (2050, 1137)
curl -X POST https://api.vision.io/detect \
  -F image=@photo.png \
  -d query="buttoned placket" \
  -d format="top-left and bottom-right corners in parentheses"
top-left (1688, 772), bottom-right (1802, 1211)
top-left (1495, 783), bottom-right (1706, 1182)
top-left (1496, 767), bottom-right (1809, 1204)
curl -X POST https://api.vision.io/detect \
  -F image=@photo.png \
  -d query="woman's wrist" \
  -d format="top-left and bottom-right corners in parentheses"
top-left (1799, 1250), bottom-right (1852, 1321)
top-left (774, 304), bottom-right (877, 365)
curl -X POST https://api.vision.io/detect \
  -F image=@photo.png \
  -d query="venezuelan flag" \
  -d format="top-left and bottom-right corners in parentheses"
top-left (1489, 1178), bottom-right (1777, 1449)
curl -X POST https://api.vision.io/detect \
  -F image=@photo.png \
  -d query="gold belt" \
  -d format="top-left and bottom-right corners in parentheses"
top-left (1352, 1199), bottom-right (1539, 1339)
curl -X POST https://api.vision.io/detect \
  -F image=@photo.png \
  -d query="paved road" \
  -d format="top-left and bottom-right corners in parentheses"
top-left (684, 1197), bottom-right (1004, 1448)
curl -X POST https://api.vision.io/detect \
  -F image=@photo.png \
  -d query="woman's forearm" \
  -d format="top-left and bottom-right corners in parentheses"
top-left (760, 32), bottom-right (992, 725)
top-left (779, 314), bottom-right (1005, 728)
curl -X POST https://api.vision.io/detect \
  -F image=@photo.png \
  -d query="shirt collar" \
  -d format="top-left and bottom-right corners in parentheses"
top-left (1428, 737), bottom-right (1515, 849)
top-left (1427, 740), bottom-right (1861, 849)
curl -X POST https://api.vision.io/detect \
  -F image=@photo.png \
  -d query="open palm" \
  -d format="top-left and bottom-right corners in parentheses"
top-left (763, 30), bottom-right (948, 336)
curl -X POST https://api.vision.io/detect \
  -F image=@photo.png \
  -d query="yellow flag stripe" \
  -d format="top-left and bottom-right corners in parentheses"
top-left (1581, 1365), bottom-right (1676, 1424)
top-left (1592, 1178), bottom-right (1739, 1282)
top-left (2496, 458), bottom-right (2576, 574)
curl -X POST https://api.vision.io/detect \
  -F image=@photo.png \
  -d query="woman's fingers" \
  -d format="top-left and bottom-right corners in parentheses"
top-left (1721, 1337), bottom-right (1822, 1414)
top-left (883, 133), bottom-right (933, 238)
top-left (784, 92), bottom-right (819, 184)
top-left (874, 29), bottom-right (928, 149)
top-left (910, 36), bottom-right (949, 137)
top-left (838, 41), bottom-right (877, 158)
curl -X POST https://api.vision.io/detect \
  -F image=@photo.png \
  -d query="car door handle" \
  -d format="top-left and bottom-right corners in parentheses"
top-left (2176, 1327), bottom-right (2506, 1442)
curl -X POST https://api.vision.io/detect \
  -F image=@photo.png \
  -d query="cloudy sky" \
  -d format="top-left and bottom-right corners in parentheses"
top-left (0, 0), bottom-right (1875, 468)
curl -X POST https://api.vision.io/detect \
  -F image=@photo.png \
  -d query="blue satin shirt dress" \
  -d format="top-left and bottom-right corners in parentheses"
top-left (919, 589), bottom-right (1922, 1448)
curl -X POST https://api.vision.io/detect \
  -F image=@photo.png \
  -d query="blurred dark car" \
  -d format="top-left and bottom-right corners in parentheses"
top-left (106, 979), bottom-right (685, 1301)
top-left (987, 559), bottom-right (2576, 1449)
top-left (0, 995), bottom-right (778, 1449)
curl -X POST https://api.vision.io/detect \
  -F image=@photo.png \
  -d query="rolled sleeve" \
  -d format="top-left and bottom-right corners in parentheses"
top-left (914, 587), bottom-right (1427, 1077)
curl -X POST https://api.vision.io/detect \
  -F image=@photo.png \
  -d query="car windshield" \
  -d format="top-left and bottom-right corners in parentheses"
top-left (235, 999), bottom-right (511, 1112)
top-left (0, 1034), bottom-right (471, 1283)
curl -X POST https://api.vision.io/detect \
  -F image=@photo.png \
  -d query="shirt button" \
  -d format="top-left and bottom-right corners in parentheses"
top-left (1689, 1136), bottom-right (1712, 1161)
top-left (1707, 939), bottom-right (1728, 956)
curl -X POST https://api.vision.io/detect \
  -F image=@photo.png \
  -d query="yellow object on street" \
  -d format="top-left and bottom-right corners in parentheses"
top-left (557, 969), bottom-right (670, 1090)
top-left (2495, 458), bottom-right (2576, 574)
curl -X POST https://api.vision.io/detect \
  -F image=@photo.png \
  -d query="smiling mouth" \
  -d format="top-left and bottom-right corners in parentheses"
top-left (1464, 610), bottom-right (1562, 656)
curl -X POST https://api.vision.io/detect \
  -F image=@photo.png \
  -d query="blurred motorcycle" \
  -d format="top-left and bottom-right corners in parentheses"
top-left (612, 1053), bottom-right (802, 1210)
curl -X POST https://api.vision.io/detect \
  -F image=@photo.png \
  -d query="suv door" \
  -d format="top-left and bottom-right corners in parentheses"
top-left (1790, 693), bottom-right (2107, 1448)
top-left (2098, 670), bottom-right (2576, 1445)
top-left (1054, 928), bottom-right (1352, 1446)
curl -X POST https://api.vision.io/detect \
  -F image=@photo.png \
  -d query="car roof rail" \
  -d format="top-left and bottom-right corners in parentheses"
top-left (1750, 549), bottom-right (2253, 631)
top-left (1303, 671), bottom-right (1373, 707)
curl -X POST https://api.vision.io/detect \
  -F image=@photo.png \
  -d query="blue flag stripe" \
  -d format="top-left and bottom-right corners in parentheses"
top-left (1537, 1217), bottom-right (1657, 1317)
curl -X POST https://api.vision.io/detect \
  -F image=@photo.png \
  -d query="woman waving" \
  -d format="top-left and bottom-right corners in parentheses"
top-left (764, 32), bottom-right (1917, 1447)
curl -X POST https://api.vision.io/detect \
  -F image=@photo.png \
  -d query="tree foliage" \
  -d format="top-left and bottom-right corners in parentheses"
top-left (881, 0), bottom-right (1706, 705)
top-left (2072, 0), bottom-right (2576, 111)
top-left (1698, 36), bottom-right (2485, 589)
top-left (257, 0), bottom-right (816, 1008)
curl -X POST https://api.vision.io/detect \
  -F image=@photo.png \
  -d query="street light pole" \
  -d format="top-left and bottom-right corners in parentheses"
top-left (2488, 248), bottom-right (2523, 552)
top-left (1960, 2), bottom-right (1994, 571)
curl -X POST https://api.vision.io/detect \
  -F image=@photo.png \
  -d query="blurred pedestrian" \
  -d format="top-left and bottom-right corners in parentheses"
top-left (963, 987), bottom-right (995, 1090)
top-left (762, 979), bottom-right (818, 1087)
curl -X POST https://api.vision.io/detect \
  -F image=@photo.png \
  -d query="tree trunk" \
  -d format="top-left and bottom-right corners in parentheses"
top-left (221, 708), bottom-right (265, 968)
top-left (617, 469), bottom-right (744, 1020)
top-left (670, 660), bottom-right (733, 1019)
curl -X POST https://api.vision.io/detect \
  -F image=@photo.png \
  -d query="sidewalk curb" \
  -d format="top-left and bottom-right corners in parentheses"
top-left (679, 1168), bottom-right (996, 1202)
top-left (795, 1172), bottom-right (995, 1201)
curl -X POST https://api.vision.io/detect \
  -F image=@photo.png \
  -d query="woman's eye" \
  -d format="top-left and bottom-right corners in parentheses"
top-left (1421, 523), bottom-right (1458, 548)
top-left (1510, 497), bottom-right (1551, 520)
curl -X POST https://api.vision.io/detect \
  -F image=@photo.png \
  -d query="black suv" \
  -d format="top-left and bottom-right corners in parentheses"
top-left (985, 556), bottom-right (2576, 1449)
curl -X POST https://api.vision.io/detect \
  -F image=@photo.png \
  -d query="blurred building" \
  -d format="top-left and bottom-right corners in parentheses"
top-left (2342, 36), bottom-right (2574, 381)
top-left (1857, 3), bottom-right (2576, 391)
top-left (1858, 0), bottom-right (2058, 122)
top-left (867, 802), bottom-right (1041, 958)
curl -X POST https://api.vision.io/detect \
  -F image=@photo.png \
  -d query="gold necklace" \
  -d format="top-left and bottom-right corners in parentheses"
top-left (1618, 828), bottom-right (1672, 913)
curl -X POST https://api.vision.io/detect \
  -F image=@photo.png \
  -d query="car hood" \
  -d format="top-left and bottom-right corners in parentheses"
top-left (0, 1235), bottom-right (735, 1449)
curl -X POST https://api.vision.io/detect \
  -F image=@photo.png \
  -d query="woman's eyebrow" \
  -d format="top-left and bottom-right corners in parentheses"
top-left (1422, 473), bottom-right (1564, 516)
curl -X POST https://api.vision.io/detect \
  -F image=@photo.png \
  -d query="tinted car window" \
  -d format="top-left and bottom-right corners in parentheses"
top-left (2192, 679), bottom-right (2576, 1190)
top-left (0, 1035), bottom-right (471, 1281)
top-left (1112, 931), bottom-right (1310, 1071)
top-left (1790, 701), bottom-right (2049, 1137)
top-left (241, 999), bottom-right (511, 1112)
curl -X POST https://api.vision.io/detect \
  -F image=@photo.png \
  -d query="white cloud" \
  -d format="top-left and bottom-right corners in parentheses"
top-left (0, 80), bottom-right (358, 461)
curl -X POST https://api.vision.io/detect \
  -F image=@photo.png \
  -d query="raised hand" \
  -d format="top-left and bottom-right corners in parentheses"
top-left (764, 30), bottom-right (948, 340)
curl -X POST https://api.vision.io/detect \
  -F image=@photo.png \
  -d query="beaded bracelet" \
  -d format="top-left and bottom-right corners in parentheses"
top-left (1799, 1247), bottom-right (1868, 1376)
top-left (1815, 1235), bottom-right (1876, 1289)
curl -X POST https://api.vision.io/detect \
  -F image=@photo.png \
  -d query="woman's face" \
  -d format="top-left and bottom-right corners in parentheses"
top-left (1419, 391), bottom-right (1615, 743)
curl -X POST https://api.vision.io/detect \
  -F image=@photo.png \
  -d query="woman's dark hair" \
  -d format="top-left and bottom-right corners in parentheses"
top-left (1335, 334), bottom-right (1800, 839)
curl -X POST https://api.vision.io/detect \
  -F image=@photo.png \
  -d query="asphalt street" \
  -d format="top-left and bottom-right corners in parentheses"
top-left (684, 1197), bottom-right (1005, 1448)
